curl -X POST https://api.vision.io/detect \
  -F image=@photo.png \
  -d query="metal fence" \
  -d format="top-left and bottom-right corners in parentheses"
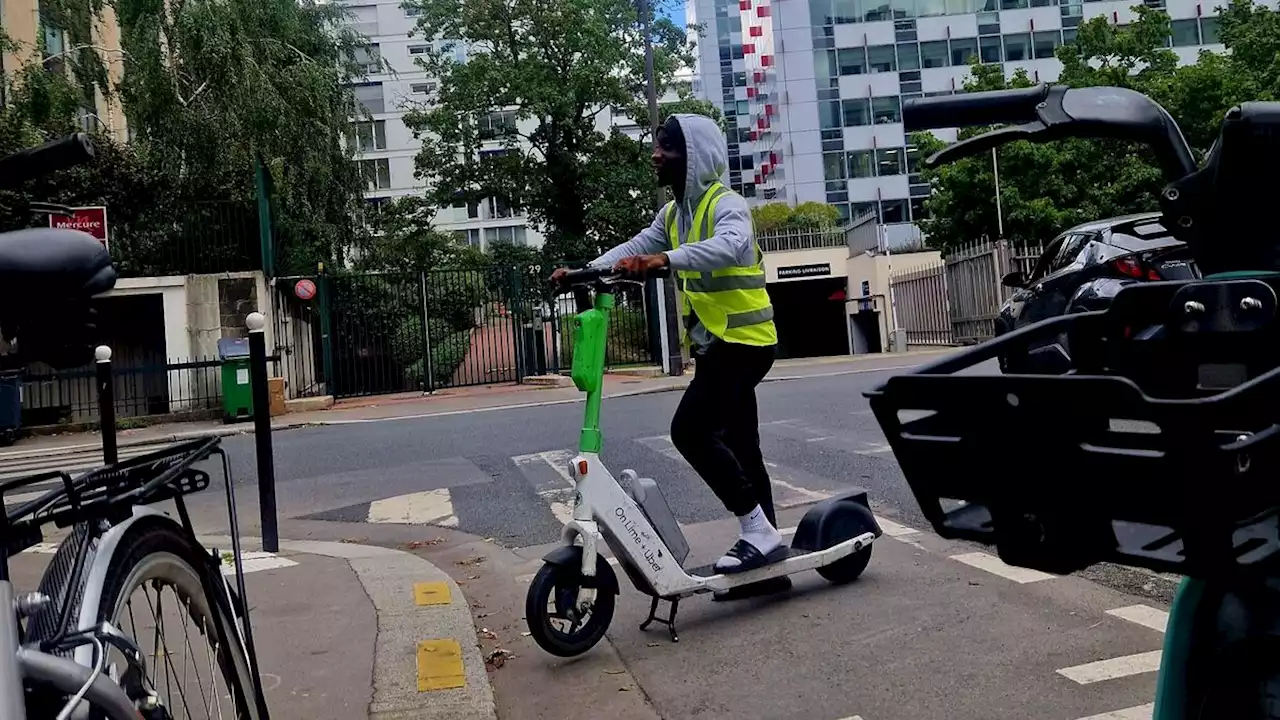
top-left (271, 266), bottom-right (659, 400)
top-left (20, 358), bottom-right (224, 426)
top-left (889, 238), bottom-right (1045, 347)
top-left (757, 227), bottom-right (847, 253)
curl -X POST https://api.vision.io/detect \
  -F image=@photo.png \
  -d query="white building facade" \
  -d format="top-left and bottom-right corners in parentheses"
top-left (688, 0), bottom-right (1227, 242)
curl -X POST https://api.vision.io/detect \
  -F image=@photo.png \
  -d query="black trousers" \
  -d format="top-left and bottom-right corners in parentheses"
top-left (670, 342), bottom-right (777, 523)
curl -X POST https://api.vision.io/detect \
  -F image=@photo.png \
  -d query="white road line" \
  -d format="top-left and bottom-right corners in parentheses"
top-left (876, 518), bottom-right (919, 538)
top-left (222, 551), bottom-right (300, 575)
top-left (640, 435), bottom-right (834, 509)
top-left (513, 450), bottom-right (577, 525)
top-left (1057, 651), bottom-right (1163, 684)
top-left (366, 488), bottom-right (459, 526)
top-left (1107, 605), bottom-right (1169, 633)
top-left (1074, 704), bottom-right (1154, 720)
top-left (24, 543), bottom-right (59, 555)
top-left (950, 552), bottom-right (1056, 584)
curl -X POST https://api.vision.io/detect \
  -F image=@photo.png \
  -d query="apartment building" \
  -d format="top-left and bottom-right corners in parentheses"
top-left (0, 0), bottom-right (128, 140)
top-left (688, 0), bottom-right (1227, 241)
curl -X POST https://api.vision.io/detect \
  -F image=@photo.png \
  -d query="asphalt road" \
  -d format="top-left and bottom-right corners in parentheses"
top-left (131, 358), bottom-right (1175, 720)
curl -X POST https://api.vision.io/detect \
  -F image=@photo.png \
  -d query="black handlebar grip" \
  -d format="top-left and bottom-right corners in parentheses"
top-left (903, 86), bottom-right (1050, 132)
top-left (0, 133), bottom-right (96, 190)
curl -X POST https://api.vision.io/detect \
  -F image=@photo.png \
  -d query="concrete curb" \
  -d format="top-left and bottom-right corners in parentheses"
top-left (202, 536), bottom-right (497, 720)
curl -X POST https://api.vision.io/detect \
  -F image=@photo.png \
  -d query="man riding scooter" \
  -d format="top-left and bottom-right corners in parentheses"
top-left (551, 113), bottom-right (785, 599)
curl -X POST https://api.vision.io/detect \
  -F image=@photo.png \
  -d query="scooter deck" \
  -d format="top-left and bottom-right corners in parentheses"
top-left (686, 547), bottom-right (804, 579)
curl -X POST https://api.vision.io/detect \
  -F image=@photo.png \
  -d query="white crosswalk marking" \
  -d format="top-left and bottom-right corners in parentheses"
top-left (1057, 651), bottom-right (1163, 684)
top-left (0, 443), bottom-right (176, 487)
top-left (950, 552), bottom-right (1056, 584)
top-left (512, 450), bottom-right (577, 525)
top-left (366, 488), bottom-right (458, 526)
top-left (635, 435), bottom-right (834, 509)
top-left (875, 518), bottom-right (919, 538)
top-left (1074, 704), bottom-right (1154, 720)
top-left (1106, 605), bottom-right (1169, 633)
top-left (762, 418), bottom-right (892, 456)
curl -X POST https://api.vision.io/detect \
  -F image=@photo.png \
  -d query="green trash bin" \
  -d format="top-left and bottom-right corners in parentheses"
top-left (219, 337), bottom-right (254, 423)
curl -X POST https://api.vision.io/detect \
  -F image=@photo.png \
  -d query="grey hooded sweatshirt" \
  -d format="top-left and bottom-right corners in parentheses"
top-left (590, 114), bottom-right (760, 352)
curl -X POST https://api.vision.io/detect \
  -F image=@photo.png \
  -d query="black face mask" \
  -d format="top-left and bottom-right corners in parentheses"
top-left (656, 118), bottom-right (687, 199)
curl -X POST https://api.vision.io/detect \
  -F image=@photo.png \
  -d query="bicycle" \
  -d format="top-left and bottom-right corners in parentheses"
top-left (867, 84), bottom-right (1280, 718)
top-left (0, 134), bottom-right (270, 719)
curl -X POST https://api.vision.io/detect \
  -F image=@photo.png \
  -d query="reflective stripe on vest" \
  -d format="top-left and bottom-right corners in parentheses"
top-left (664, 184), bottom-right (777, 347)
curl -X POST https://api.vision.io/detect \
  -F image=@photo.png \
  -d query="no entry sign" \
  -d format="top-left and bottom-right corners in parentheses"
top-left (294, 279), bottom-right (317, 301)
top-left (49, 206), bottom-right (109, 249)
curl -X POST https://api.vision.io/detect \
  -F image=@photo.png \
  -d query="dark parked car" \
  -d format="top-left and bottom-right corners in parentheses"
top-left (995, 212), bottom-right (1199, 373)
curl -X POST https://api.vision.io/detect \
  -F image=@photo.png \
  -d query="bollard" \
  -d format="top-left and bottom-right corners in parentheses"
top-left (95, 345), bottom-right (117, 465)
top-left (246, 312), bottom-right (279, 553)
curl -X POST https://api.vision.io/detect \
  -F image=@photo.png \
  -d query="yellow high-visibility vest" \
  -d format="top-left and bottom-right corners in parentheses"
top-left (665, 183), bottom-right (777, 347)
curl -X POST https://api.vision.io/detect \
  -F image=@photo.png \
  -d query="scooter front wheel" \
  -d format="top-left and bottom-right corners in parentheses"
top-left (525, 562), bottom-right (616, 657)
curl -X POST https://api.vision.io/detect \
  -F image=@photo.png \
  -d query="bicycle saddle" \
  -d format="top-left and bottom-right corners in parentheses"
top-left (0, 227), bottom-right (115, 302)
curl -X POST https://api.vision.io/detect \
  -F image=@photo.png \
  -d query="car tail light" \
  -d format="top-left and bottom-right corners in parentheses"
top-left (1113, 256), bottom-right (1161, 281)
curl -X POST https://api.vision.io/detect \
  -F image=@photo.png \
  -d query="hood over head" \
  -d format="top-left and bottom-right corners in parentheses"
top-left (670, 113), bottom-right (728, 206)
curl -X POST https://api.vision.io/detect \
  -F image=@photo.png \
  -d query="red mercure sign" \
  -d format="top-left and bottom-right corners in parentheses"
top-left (49, 207), bottom-right (109, 250)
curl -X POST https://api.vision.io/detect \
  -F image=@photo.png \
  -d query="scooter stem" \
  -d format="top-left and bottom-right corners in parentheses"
top-left (571, 289), bottom-right (615, 454)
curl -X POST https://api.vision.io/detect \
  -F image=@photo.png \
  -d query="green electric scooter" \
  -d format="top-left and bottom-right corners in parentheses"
top-left (869, 83), bottom-right (1280, 718)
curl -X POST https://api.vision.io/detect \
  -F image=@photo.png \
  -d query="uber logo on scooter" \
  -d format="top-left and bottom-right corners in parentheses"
top-left (614, 507), bottom-right (662, 572)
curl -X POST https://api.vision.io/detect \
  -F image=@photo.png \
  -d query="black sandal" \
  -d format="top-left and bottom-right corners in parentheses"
top-left (714, 539), bottom-right (785, 574)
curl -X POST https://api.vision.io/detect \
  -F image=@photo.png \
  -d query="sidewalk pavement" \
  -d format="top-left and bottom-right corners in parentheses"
top-left (8, 536), bottom-right (497, 720)
top-left (2, 348), bottom-right (955, 459)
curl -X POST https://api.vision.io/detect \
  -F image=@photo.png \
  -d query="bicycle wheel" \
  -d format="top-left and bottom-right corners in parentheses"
top-left (93, 522), bottom-right (266, 720)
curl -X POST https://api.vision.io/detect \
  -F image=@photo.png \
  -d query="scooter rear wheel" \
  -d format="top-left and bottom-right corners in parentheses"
top-left (525, 562), bottom-right (616, 657)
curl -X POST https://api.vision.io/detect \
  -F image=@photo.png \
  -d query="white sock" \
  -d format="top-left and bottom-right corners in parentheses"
top-left (715, 505), bottom-right (782, 570)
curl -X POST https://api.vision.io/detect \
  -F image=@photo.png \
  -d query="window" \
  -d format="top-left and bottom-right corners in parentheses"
top-left (816, 49), bottom-right (838, 78)
top-left (906, 144), bottom-right (922, 174)
top-left (352, 82), bottom-right (385, 114)
top-left (848, 150), bottom-right (876, 178)
top-left (1201, 16), bottom-right (1221, 44)
top-left (868, 45), bottom-right (897, 72)
top-left (487, 197), bottom-right (515, 220)
top-left (354, 44), bottom-right (382, 74)
top-left (348, 120), bottom-right (387, 152)
top-left (1170, 19), bottom-right (1199, 46)
top-left (979, 35), bottom-right (1003, 62)
top-left (1001, 0), bottom-right (1027, 8)
top-left (409, 44), bottom-right (430, 55)
top-left (812, 0), bottom-right (834, 25)
top-left (910, 197), bottom-right (928, 221)
top-left (357, 158), bottom-right (391, 191)
top-left (484, 225), bottom-right (528, 247)
top-left (455, 228), bottom-right (482, 248)
top-left (852, 201), bottom-right (878, 219)
top-left (1051, 233), bottom-right (1092, 272)
top-left (918, 0), bottom-right (948, 16)
top-left (479, 109), bottom-right (518, 138)
top-left (410, 82), bottom-right (436, 94)
top-left (1032, 31), bottom-right (1060, 59)
top-left (735, 72), bottom-right (748, 86)
top-left (871, 96), bottom-right (901, 123)
top-left (880, 198), bottom-right (909, 223)
top-left (920, 40), bottom-right (948, 68)
top-left (837, 47), bottom-right (867, 75)
top-left (976, 11), bottom-right (1001, 34)
top-left (842, 98), bottom-right (871, 126)
top-left (832, 0), bottom-right (859, 23)
top-left (897, 42), bottom-right (921, 70)
top-left (824, 152), bottom-right (847, 181)
top-left (820, 100), bottom-right (843, 129)
top-left (877, 147), bottom-right (905, 175)
top-left (950, 37), bottom-right (977, 65)
top-left (736, 100), bottom-right (750, 115)
top-left (1003, 33), bottom-right (1032, 62)
top-left (403, 3), bottom-right (423, 16)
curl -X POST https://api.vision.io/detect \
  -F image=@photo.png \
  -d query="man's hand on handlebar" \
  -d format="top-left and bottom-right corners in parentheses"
top-left (613, 253), bottom-right (669, 276)
top-left (549, 267), bottom-right (571, 285)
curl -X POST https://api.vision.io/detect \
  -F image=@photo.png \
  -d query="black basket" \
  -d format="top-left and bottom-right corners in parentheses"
top-left (865, 275), bottom-right (1280, 580)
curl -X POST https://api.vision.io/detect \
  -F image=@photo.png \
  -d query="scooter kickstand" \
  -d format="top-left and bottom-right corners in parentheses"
top-left (638, 596), bottom-right (680, 643)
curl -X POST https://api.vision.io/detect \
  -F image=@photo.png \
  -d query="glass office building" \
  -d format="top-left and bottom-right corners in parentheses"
top-left (689, 0), bottom-right (1226, 234)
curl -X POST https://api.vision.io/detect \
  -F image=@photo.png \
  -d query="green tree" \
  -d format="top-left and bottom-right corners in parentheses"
top-left (113, 0), bottom-right (367, 272)
top-left (401, 0), bottom-right (699, 265)
top-left (353, 196), bottom-right (485, 271)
